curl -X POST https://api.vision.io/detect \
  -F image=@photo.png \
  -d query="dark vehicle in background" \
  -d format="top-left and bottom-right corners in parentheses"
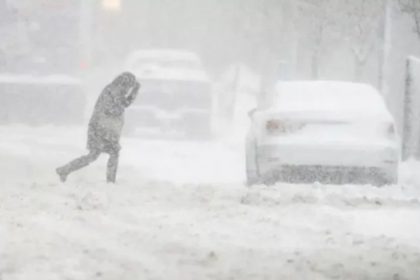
top-left (0, 75), bottom-right (85, 125)
top-left (124, 49), bottom-right (213, 138)
top-left (0, 1), bottom-right (86, 125)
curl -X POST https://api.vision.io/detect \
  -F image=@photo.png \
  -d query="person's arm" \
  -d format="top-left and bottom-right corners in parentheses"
top-left (102, 87), bottom-right (118, 115)
top-left (123, 81), bottom-right (140, 107)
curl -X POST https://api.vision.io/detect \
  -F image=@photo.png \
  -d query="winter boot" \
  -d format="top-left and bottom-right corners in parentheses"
top-left (56, 167), bottom-right (68, 182)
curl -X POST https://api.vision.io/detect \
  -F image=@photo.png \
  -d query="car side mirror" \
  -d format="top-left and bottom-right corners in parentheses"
top-left (248, 108), bottom-right (257, 119)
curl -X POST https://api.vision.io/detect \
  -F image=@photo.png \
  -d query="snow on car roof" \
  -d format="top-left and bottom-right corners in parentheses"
top-left (269, 81), bottom-right (392, 121)
top-left (126, 49), bottom-right (201, 63)
top-left (124, 49), bottom-right (209, 82)
top-left (0, 74), bottom-right (82, 85)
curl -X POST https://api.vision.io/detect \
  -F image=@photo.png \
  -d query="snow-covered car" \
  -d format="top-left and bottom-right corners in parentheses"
top-left (246, 81), bottom-right (400, 186)
top-left (124, 49), bottom-right (213, 137)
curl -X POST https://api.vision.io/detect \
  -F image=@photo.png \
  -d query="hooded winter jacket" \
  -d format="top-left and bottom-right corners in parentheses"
top-left (87, 72), bottom-right (139, 153)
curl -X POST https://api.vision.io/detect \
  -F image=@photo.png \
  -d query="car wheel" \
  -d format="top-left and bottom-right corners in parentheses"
top-left (373, 173), bottom-right (398, 186)
top-left (380, 174), bottom-right (398, 186)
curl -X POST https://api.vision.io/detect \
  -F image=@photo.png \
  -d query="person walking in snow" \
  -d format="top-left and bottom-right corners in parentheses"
top-left (56, 72), bottom-right (140, 183)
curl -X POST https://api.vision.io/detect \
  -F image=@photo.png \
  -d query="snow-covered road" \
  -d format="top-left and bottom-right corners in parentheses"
top-left (1, 126), bottom-right (420, 280)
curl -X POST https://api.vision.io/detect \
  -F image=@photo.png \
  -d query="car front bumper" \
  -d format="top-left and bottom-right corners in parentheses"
top-left (256, 144), bottom-right (399, 185)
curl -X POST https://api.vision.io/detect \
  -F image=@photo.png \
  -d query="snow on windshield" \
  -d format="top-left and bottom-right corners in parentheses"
top-left (129, 58), bottom-right (201, 71)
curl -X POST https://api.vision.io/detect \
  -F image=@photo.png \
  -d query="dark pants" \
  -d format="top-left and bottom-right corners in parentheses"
top-left (58, 149), bottom-right (119, 183)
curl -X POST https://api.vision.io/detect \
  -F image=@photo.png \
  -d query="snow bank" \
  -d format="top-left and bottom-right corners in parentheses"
top-left (0, 126), bottom-right (419, 279)
top-left (1, 179), bottom-right (419, 280)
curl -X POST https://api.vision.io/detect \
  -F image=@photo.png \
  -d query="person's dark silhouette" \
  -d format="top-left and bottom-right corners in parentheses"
top-left (56, 72), bottom-right (140, 183)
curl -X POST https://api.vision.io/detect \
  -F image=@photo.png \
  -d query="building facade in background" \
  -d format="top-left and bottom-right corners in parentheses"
top-left (0, 0), bottom-right (83, 75)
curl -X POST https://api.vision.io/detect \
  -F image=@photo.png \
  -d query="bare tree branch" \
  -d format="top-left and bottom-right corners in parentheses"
top-left (399, 0), bottom-right (420, 39)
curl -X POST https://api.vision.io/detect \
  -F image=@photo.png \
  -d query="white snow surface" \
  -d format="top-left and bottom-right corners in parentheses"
top-left (1, 125), bottom-right (420, 280)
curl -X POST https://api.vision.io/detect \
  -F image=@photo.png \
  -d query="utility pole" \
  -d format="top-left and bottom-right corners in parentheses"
top-left (381, 0), bottom-right (393, 97)
top-left (79, 0), bottom-right (94, 69)
top-left (288, 0), bottom-right (298, 80)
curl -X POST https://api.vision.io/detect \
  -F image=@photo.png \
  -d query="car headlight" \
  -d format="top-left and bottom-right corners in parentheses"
top-left (265, 119), bottom-right (305, 135)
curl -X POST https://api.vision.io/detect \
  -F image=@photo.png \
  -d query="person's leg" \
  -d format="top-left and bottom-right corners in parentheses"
top-left (106, 149), bottom-right (119, 183)
top-left (56, 150), bottom-right (101, 182)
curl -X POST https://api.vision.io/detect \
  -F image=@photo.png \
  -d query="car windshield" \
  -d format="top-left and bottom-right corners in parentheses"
top-left (133, 80), bottom-right (211, 110)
